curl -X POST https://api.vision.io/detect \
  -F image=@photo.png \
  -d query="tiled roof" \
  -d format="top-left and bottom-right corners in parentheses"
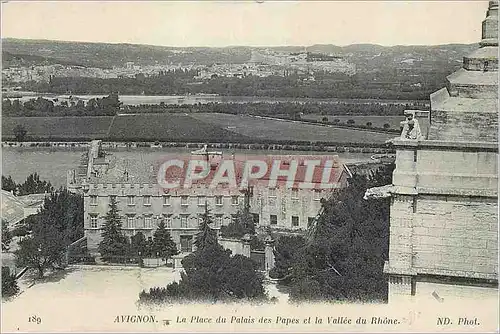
top-left (89, 153), bottom-right (348, 190)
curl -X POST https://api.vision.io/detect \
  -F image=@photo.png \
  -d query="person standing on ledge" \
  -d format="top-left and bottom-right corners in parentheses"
top-left (400, 112), bottom-right (422, 140)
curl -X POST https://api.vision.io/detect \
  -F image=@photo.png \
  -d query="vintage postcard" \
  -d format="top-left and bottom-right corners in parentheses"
top-left (1, 0), bottom-right (498, 332)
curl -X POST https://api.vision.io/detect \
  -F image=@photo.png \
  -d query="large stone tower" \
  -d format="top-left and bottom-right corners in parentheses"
top-left (384, 1), bottom-right (498, 303)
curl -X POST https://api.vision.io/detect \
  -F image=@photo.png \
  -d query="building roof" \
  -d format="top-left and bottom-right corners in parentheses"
top-left (1, 190), bottom-right (25, 225)
top-left (17, 193), bottom-right (49, 208)
top-left (88, 153), bottom-right (350, 192)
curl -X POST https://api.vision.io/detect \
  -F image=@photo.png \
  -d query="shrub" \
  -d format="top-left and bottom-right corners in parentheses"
top-left (2, 266), bottom-right (19, 298)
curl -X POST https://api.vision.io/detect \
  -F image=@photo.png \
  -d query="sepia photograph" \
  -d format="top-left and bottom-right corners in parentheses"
top-left (1, 0), bottom-right (498, 332)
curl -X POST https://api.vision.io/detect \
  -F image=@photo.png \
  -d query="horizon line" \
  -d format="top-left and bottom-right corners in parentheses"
top-left (1, 37), bottom-right (480, 49)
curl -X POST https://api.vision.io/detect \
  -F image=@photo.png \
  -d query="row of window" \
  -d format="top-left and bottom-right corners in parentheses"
top-left (89, 214), bottom-right (226, 229)
top-left (269, 215), bottom-right (313, 227)
top-left (90, 195), bottom-right (240, 206)
top-left (89, 213), bottom-right (315, 229)
top-left (89, 192), bottom-right (323, 207)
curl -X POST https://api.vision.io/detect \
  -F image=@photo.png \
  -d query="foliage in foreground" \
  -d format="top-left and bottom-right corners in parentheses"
top-left (98, 197), bottom-right (129, 262)
top-left (14, 188), bottom-right (84, 278)
top-left (2, 173), bottom-right (54, 196)
top-left (139, 209), bottom-right (267, 304)
top-left (139, 243), bottom-right (267, 304)
top-left (2, 220), bottom-right (13, 251)
top-left (2, 266), bottom-right (19, 298)
top-left (272, 164), bottom-right (394, 303)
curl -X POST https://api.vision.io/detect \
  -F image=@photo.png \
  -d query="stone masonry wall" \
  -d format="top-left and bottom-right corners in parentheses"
top-left (412, 196), bottom-right (498, 277)
top-left (428, 110), bottom-right (498, 142)
top-left (389, 194), bottom-right (498, 279)
top-left (388, 196), bottom-right (415, 270)
top-left (415, 282), bottom-right (498, 304)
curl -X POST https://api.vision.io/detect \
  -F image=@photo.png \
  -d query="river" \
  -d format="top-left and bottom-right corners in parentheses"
top-left (2, 147), bottom-right (374, 189)
top-left (5, 91), bottom-right (429, 106)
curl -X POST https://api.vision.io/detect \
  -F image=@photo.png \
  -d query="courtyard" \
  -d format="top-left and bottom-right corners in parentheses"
top-left (1, 265), bottom-right (290, 332)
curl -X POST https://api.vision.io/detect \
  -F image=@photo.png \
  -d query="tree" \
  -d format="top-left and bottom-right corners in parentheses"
top-left (35, 189), bottom-right (84, 246)
top-left (15, 216), bottom-right (66, 278)
top-left (220, 190), bottom-right (255, 238)
top-left (17, 173), bottom-right (53, 196)
top-left (139, 241), bottom-right (267, 304)
top-left (86, 98), bottom-right (98, 111)
top-left (2, 266), bottom-right (19, 298)
top-left (366, 122), bottom-right (373, 127)
top-left (193, 204), bottom-right (218, 251)
top-left (13, 124), bottom-right (27, 142)
top-left (383, 123), bottom-right (391, 129)
top-left (333, 119), bottom-right (340, 124)
top-left (269, 235), bottom-right (306, 279)
top-left (98, 197), bottom-right (129, 262)
top-left (346, 119), bottom-right (355, 125)
top-left (2, 175), bottom-right (17, 193)
top-left (2, 220), bottom-right (12, 251)
top-left (76, 100), bottom-right (85, 109)
top-left (130, 232), bottom-right (148, 257)
top-left (151, 220), bottom-right (178, 260)
top-left (321, 117), bottom-right (329, 123)
top-left (284, 164), bottom-right (394, 303)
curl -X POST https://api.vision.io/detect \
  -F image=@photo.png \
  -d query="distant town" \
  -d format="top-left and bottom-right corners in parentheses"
top-left (3, 50), bottom-right (356, 84)
top-left (1, 1), bottom-right (498, 331)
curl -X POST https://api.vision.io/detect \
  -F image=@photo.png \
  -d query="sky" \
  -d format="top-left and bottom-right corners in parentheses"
top-left (1, 1), bottom-right (490, 47)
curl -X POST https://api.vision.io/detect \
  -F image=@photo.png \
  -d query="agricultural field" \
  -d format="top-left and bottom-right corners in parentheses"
top-left (191, 113), bottom-right (395, 144)
top-left (301, 115), bottom-right (405, 129)
top-left (2, 113), bottom-right (397, 144)
top-left (2, 116), bottom-right (113, 139)
top-left (107, 113), bottom-right (249, 142)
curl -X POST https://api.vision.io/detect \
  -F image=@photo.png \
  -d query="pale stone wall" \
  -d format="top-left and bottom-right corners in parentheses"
top-left (250, 185), bottom-right (327, 229)
top-left (414, 282), bottom-right (498, 305)
top-left (428, 110), bottom-right (498, 142)
top-left (388, 197), bottom-right (415, 270)
top-left (84, 180), bottom-right (335, 253)
top-left (392, 145), bottom-right (498, 195)
top-left (387, 141), bottom-right (498, 300)
top-left (219, 238), bottom-right (245, 256)
top-left (412, 196), bottom-right (498, 277)
top-left (387, 275), bottom-right (414, 303)
top-left (387, 0), bottom-right (498, 304)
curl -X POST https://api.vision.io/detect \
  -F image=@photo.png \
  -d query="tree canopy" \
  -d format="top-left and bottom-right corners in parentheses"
top-left (15, 215), bottom-right (66, 278)
top-left (139, 241), bottom-right (267, 304)
top-left (2, 175), bottom-right (17, 193)
top-left (14, 188), bottom-right (84, 277)
top-left (193, 204), bottom-right (218, 251)
top-left (151, 220), bottom-right (178, 260)
top-left (139, 207), bottom-right (267, 304)
top-left (272, 164), bottom-right (394, 303)
top-left (17, 173), bottom-right (53, 196)
top-left (2, 220), bottom-right (12, 251)
top-left (98, 197), bottom-right (129, 262)
top-left (2, 267), bottom-right (19, 298)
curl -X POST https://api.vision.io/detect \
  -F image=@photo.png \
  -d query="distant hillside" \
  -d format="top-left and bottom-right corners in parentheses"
top-left (2, 38), bottom-right (252, 68)
top-left (3, 51), bottom-right (85, 68)
top-left (2, 38), bottom-right (477, 73)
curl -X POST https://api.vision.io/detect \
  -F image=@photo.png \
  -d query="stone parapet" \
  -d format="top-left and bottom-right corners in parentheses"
top-left (387, 0), bottom-right (499, 304)
top-left (391, 138), bottom-right (498, 152)
top-left (446, 69), bottom-right (498, 99)
top-left (427, 110), bottom-right (498, 142)
top-left (391, 143), bottom-right (498, 196)
top-left (463, 47), bottom-right (498, 71)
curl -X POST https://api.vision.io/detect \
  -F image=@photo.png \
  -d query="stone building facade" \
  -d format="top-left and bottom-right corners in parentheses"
top-left (381, 1), bottom-right (498, 303)
top-left (68, 141), bottom-right (351, 255)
